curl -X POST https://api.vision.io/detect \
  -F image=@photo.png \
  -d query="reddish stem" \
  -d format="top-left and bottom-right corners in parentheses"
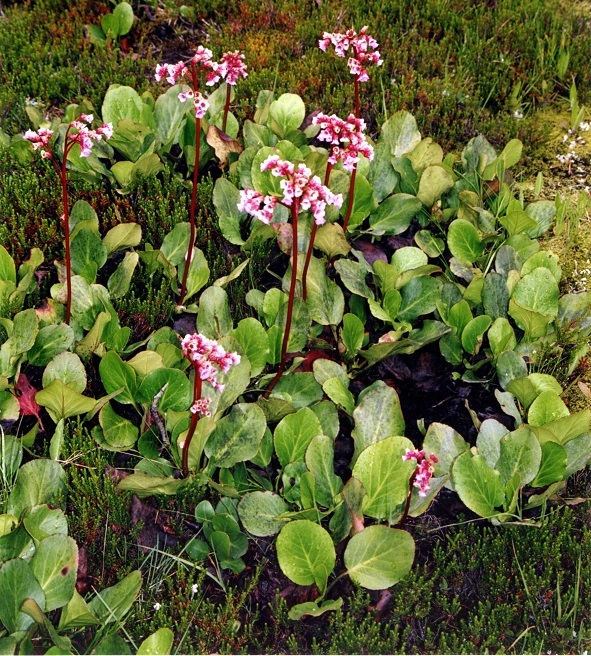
top-left (397, 472), bottom-right (416, 529)
top-left (342, 165), bottom-right (357, 233)
top-left (181, 374), bottom-right (202, 477)
top-left (61, 128), bottom-right (73, 325)
top-left (264, 202), bottom-right (299, 399)
top-left (302, 162), bottom-right (334, 300)
top-left (179, 64), bottom-right (201, 307)
top-left (222, 84), bottom-right (231, 133)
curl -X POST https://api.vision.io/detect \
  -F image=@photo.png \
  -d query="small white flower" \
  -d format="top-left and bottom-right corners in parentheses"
top-left (514, 109), bottom-right (523, 120)
top-left (153, 602), bottom-right (161, 611)
top-left (191, 584), bottom-right (198, 594)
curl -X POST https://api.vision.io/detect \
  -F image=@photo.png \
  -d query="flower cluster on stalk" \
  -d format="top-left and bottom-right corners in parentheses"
top-left (24, 114), bottom-right (113, 159)
top-left (403, 448), bottom-right (439, 497)
top-left (312, 112), bottom-right (374, 171)
top-left (238, 155), bottom-right (343, 225)
top-left (155, 47), bottom-right (248, 119)
top-left (319, 26), bottom-right (382, 81)
top-left (181, 333), bottom-right (240, 408)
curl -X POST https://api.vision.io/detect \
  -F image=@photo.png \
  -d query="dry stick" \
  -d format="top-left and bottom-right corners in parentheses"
top-left (222, 84), bottom-right (231, 134)
top-left (181, 374), bottom-right (202, 477)
top-left (179, 64), bottom-right (201, 307)
top-left (301, 162), bottom-right (334, 300)
top-left (263, 202), bottom-right (299, 399)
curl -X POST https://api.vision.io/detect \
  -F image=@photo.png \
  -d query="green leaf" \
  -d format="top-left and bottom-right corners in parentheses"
top-left (407, 137), bottom-right (443, 174)
top-left (213, 178), bottom-right (246, 246)
top-left (439, 333), bottom-right (463, 365)
top-left (340, 173), bottom-right (376, 231)
top-left (334, 259), bottom-right (374, 299)
top-left (367, 194), bottom-right (421, 236)
top-left (451, 452), bottom-right (505, 518)
top-left (197, 285), bottom-right (233, 340)
top-left (525, 200), bottom-right (556, 238)
top-left (341, 313), bottom-right (365, 356)
top-left (496, 351), bottom-right (528, 390)
top-left (7, 459), bottom-right (66, 519)
top-left (530, 442), bottom-right (567, 487)
top-left (270, 373), bottom-right (324, 408)
top-left (28, 324), bottom-right (75, 367)
top-left (102, 85), bottom-right (143, 126)
top-left (30, 535), bottom-right (77, 611)
top-left (268, 93), bottom-right (305, 137)
top-left (274, 407), bottom-right (323, 467)
top-left (497, 426), bottom-right (541, 486)
top-left (11, 308), bottom-right (38, 355)
top-left (313, 223), bottom-right (351, 258)
top-left (69, 200), bottom-right (99, 239)
top-left (58, 590), bottom-right (100, 630)
top-left (344, 525), bottom-right (415, 590)
top-left (564, 433), bottom-right (591, 477)
top-left (498, 210), bottom-right (537, 236)
top-left (231, 318), bottom-right (269, 377)
top-left (397, 276), bottom-right (441, 323)
top-left (488, 318), bottom-right (517, 358)
top-left (288, 598), bottom-right (343, 621)
top-left (482, 272), bottom-right (510, 321)
top-left (237, 492), bottom-right (288, 537)
top-left (205, 403), bottom-right (266, 468)
top-left (416, 165), bottom-right (454, 207)
top-left (87, 570), bottom-right (142, 625)
top-left (414, 230), bottom-right (444, 258)
top-left (117, 473), bottom-right (184, 497)
top-left (304, 256), bottom-right (344, 326)
top-left (137, 628), bottom-right (174, 656)
top-left (42, 352), bottom-right (86, 394)
top-left (511, 267), bottom-right (559, 317)
top-left (276, 520), bottom-right (335, 586)
top-left (461, 315), bottom-right (491, 355)
top-left (0, 245), bottom-right (16, 283)
top-left (352, 436), bottom-right (415, 520)
top-left (380, 111), bottom-right (422, 157)
top-left (103, 223), bottom-right (142, 255)
top-left (97, 403), bottom-right (138, 451)
top-left (322, 377), bottom-right (355, 415)
top-left (447, 219), bottom-right (484, 264)
top-left (179, 248), bottom-right (210, 303)
top-left (112, 2), bottom-right (134, 35)
top-left (351, 381), bottom-right (405, 460)
top-left (508, 299), bottom-right (552, 341)
top-left (99, 351), bottom-right (138, 405)
top-left (154, 84), bottom-right (190, 151)
top-left (305, 435), bottom-right (343, 508)
top-left (476, 419), bottom-right (509, 470)
top-left (527, 391), bottom-right (569, 426)
top-left (0, 559), bottom-right (45, 633)
top-left (71, 229), bottom-right (107, 278)
top-left (35, 380), bottom-right (95, 423)
top-left (423, 422), bottom-right (469, 477)
top-left (367, 142), bottom-right (398, 202)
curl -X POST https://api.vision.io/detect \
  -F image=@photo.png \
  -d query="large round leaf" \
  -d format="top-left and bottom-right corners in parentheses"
top-left (0, 559), bottom-right (45, 633)
top-left (28, 325), bottom-right (75, 368)
top-left (352, 436), bottom-right (415, 520)
top-left (274, 407), bottom-right (323, 467)
top-left (204, 403), bottom-right (266, 468)
top-left (42, 352), bottom-right (87, 393)
top-left (237, 492), bottom-right (288, 537)
top-left (511, 267), bottom-right (559, 317)
top-left (276, 520), bottom-right (335, 586)
top-left (451, 452), bottom-right (504, 518)
top-left (344, 525), bottom-right (415, 590)
top-left (30, 535), bottom-right (77, 611)
top-left (497, 426), bottom-right (541, 486)
top-left (447, 219), bottom-right (484, 264)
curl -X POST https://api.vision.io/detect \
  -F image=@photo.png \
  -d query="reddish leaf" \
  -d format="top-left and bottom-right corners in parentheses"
top-left (300, 350), bottom-right (334, 372)
top-left (16, 374), bottom-right (44, 431)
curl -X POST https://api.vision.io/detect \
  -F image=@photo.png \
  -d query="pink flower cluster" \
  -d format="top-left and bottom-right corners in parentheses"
top-left (190, 397), bottom-right (212, 417)
top-left (312, 112), bottom-right (374, 171)
top-left (23, 127), bottom-right (53, 158)
top-left (238, 155), bottom-right (343, 226)
top-left (181, 333), bottom-right (241, 394)
top-left (219, 50), bottom-right (248, 85)
top-left (178, 89), bottom-right (210, 119)
top-left (67, 114), bottom-right (113, 157)
top-left (319, 26), bottom-right (382, 81)
top-left (403, 448), bottom-right (439, 497)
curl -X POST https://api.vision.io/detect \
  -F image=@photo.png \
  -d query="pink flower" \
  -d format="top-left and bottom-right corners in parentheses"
top-left (247, 155), bottom-right (343, 225)
top-left (237, 188), bottom-right (278, 224)
top-left (312, 112), bottom-right (374, 171)
top-left (219, 50), bottom-right (248, 85)
top-left (403, 449), bottom-right (438, 497)
top-left (190, 397), bottom-right (212, 416)
top-left (193, 92), bottom-right (209, 119)
top-left (155, 61), bottom-right (188, 85)
top-left (181, 333), bottom-right (241, 392)
top-left (319, 26), bottom-right (382, 81)
top-left (23, 127), bottom-right (53, 157)
top-left (67, 120), bottom-right (113, 157)
top-left (178, 89), bottom-right (194, 103)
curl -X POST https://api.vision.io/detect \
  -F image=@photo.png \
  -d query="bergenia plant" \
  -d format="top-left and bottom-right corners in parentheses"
top-left (155, 47), bottom-right (247, 307)
top-left (180, 333), bottom-right (240, 477)
top-left (219, 50), bottom-right (248, 133)
top-left (238, 155), bottom-right (343, 396)
top-left (24, 115), bottom-right (113, 324)
top-left (319, 27), bottom-right (381, 232)
top-left (399, 449), bottom-right (439, 527)
top-left (301, 112), bottom-right (374, 292)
